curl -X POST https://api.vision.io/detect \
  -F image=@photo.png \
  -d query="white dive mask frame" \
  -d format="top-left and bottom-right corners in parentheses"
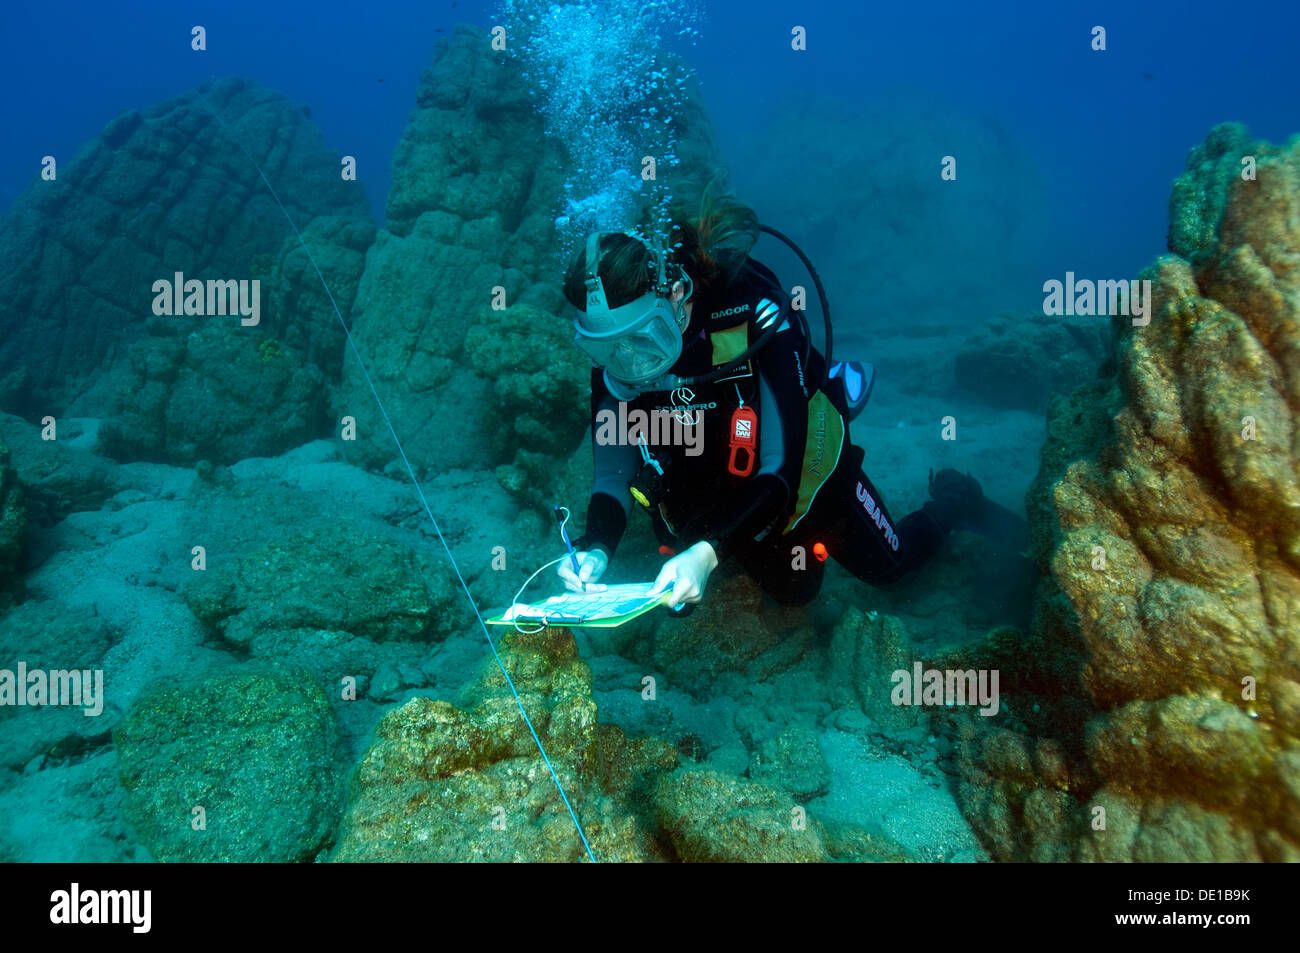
top-left (573, 231), bottom-right (693, 392)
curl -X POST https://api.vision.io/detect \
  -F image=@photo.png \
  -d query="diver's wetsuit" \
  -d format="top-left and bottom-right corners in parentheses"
top-left (575, 257), bottom-right (950, 605)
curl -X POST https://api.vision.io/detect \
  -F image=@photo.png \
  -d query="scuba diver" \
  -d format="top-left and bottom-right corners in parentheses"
top-left (556, 195), bottom-right (1026, 612)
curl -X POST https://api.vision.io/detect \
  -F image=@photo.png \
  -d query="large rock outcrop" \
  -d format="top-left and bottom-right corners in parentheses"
top-left (626, 570), bottom-right (830, 698)
top-left (96, 319), bottom-right (331, 465)
top-left (953, 125), bottom-right (1300, 862)
top-left (334, 25), bottom-right (574, 481)
top-left (335, 25), bottom-right (726, 511)
top-left (97, 213), bottom-right (373, 465)
top-left (0, 76), bottom-right (371, 420)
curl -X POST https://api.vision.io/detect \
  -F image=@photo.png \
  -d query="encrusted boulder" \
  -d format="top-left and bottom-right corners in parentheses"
top-left (651, 767), bottom-right (907, 862)
top-left (114, 666), bottom-right (344, 862)
top-left (183, 522), bottom-right (469, 647)
top-left (332, 625), bottom-right (679, 862)
top-left (748, 724), bottom-right (832, 802)
top-left (826, 607), bottom-right (923, 730)
top-left (97, 319), bottom-right (330, 465)
top-left (0, 600), bottom-right (118, 770)
top-left (0, 414), bottom-right (132, 528)
top-left (954, 125), bottom-right (1300, 862)
top-left (464, 303), bottom-right (589, 463)
top-left (653, 769), bottom-right (828, 862)
top-left (649, 572), bottom-right (815, 696)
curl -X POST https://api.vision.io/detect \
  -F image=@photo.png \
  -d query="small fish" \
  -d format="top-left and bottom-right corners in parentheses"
top-left (1140, 71), bottom-right (1155, 80)
top-left (301, 104), bottom-right (312, 119)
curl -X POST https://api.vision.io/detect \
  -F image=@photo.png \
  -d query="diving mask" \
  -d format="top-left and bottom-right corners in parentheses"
top-left (573, 232), bottom-right (692, 391)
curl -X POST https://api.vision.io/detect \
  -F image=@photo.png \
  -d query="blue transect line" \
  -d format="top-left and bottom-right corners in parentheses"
top-left (201, 98), bottom-right (597, 863)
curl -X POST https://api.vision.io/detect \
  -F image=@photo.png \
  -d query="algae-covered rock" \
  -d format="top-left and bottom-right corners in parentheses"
top-left (332, 625), bottom-right (679, 862)
top-left (1167, 122), bottom-right (1278, 267)
top-left (0, 414), bottom-right (132, 527)
top-left (183, 523), bottom-right (468, 645)
top-left (97, 208), bottom-right (374, 466)
top-left (335, 25), bottom-right (570, 478)
top-left (114, 666), bottom-right (343, 862)
top-left (955, 125), bottom-right (1300, 862)
top-left (650, 573), bottom-right (812, 695)
top-left (386, 26), bottom-right (563, 253)
top-left (748, 725), bottom-right (832, 802)
top-left (1076, 788), bottom-right (1268, 863)
top-left (653, 769), bottom-right (827, 862)
top-left (263, 213), bottom-right (376, 381)
top-left (0, 431), bottom-right (24, 605)
top-left (464, 303), bottom-right (589, 462)
top-left (0, 600), bottom-right (118, 769)
top-left (826, 608), bottom-right (923, 730)
top-left (0, 75), bottom-right (370, 418)
top-left (98, 319), bottom-right (330, 465)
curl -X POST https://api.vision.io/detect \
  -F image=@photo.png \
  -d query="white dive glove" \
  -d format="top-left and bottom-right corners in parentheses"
top-left (649, 541), bottom-right (718, 609)
top-left (557, 549), bottom-right (609, 592)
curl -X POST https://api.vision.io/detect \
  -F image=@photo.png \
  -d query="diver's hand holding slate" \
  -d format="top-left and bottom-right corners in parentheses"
top-left (648, 541), bottom-right (718, 609)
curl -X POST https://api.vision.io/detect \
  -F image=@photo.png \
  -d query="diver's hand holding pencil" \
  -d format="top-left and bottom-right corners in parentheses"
top-left (557, 550), bottom-right (608, 593)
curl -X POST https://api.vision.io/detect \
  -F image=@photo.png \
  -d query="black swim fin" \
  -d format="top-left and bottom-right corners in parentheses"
top-left (927, 468), bottom-right (1029, 554)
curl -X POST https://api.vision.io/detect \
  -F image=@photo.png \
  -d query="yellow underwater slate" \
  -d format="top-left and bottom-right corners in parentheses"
top-left (486, 583), bottom-right (672, 628)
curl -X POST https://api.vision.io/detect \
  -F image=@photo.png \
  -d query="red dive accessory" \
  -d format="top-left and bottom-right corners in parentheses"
top-left (727, 404), bottom-right (758, 476)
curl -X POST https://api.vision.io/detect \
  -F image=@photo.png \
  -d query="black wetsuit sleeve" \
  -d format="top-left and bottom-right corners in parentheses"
top-left (574, 367), bottom-right (638, 558)
top-left (681, 301), bottom-right (810, 563)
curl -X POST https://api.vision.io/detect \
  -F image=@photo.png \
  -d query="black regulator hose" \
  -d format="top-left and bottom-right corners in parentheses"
top-left (671, 224), bottom-right (834, 391)
top-left (758, 223), bottom-right (833, 390)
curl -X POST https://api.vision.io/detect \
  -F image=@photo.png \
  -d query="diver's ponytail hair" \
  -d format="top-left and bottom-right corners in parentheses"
top-left (667, 171), bottom-right (759, 297)
top-left (560, 171), bottom-right (758, 313)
